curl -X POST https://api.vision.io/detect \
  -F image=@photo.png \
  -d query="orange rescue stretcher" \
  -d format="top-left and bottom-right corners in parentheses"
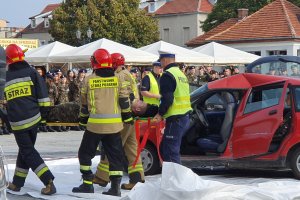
top-left (133, 118), bottom-right (165, 168)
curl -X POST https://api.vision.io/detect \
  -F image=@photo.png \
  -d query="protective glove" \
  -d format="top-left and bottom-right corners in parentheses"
top-left (122, 112), bottom-right (134, 125)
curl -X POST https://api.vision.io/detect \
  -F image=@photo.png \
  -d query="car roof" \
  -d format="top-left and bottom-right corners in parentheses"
top-left (208, 73), bottom-right (300, 90)
top-left (246, 55), bottom-right (300, 73)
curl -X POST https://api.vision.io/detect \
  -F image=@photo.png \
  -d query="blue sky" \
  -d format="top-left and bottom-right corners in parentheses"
top-left (1, 0), bottom-right (62, 27)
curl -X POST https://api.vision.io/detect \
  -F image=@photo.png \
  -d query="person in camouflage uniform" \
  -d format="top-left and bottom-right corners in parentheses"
top-left (73, 69), bottom-right (86, 104)
top-left (198, 66), bottom-right (208, 86)
top-left (67, 70), bottom-right (77, 102)
top-left (46, 73), bottom-right (58, 132)
top-left (186, 66), bottom-right (199, 92)
top-left (57, 75), bottom-right (69, 104)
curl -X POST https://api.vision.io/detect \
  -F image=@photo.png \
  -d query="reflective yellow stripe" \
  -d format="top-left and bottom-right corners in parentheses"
top-left (80, 165), bottom-right (91, 171)
top-left (98, 163), bottom-right (110, 173)
top-left (88, 118), bottom-right (122, 124)
top-left (38, 102), bottom-right (51, 106)
top-left (4, 81), bottom-right (33, 92)
top-left (124, 117), bottom-right (133, 122)
top-left (89, 90), bottom-right (95, 114)
top-left (128, 167), bottom-right (144, 174)
top-left (37, 166), bottom-right (49, 177)
top-left (11, 56), bottom-right (24, 62)
top-left (175, 96), bottom-right (190, 101)
top-left (109, 171), bottom-right (123, 176)
top-left (79, 122), bottom-right (87, 126)
top-left (121, 108), bottom-right (131, 112)
top-left (15, 171), bottom-right (28, 178)
top-left (128, 164), bottom-right (143, 170)
top-left (11, 115), bottom-right (41, 131)
top-left (80, 112), bottom-right (89, 117)
top-left (114, 88), bottom-right (118, 114)
top-left (100, 63), bottom-right (110, 67)
top-left (83, 180), bottom-right (93, 185)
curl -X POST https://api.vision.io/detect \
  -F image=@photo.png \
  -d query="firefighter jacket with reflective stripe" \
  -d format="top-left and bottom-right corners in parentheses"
top-left (4, 61), bottom-right (50, 132)
top-left (143, 72), bottom-right (160, 106)
top-left (164, 67), bottom-right (192, 118)
top-left (81, 73), bottom-right (123, 134)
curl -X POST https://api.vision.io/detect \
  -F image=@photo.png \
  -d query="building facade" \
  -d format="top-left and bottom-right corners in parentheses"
top-left (186, 0), bottom-right (300, 57)
top-left (17, 4), bottom-right (60, 45)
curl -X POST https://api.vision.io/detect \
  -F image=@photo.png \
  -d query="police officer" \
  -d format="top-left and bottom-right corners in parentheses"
top-left (141, 61), bottom-right (162, 106)
top-left (153, 51), bottom-right (192, 164)
top-left (5, 44), bottom-right (56, 195)
top-left (72, 49), bottom-right (124, 197)
top-left (93, 53), bottom-right (144, 190)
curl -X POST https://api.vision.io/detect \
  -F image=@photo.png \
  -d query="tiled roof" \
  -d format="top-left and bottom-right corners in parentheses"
top-left (30, 4), bottom-right (60, 18)
top-left (186, 0), bottom-right (300, 47)
top-left (186, 18), bottom-right (238, 46)
top-left (154, 0), bottom-right (213, 15)
top-left (21, 23), bottom-right (50, 34)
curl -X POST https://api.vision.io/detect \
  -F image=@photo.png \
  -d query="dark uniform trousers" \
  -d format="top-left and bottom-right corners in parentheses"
top-left (13, 127), bottom-right (54, 187)
top-left (78, 130), bottom-right (124, 177)
top-left (160, 114), bottom-right (190, 164)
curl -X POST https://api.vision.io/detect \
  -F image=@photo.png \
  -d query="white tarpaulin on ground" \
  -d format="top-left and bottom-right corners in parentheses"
top-left (5, 158), bottom-right (300, 200)
top-left (139, 41), bottom-right (214, 64)
top-left (49, 38), bottom-right (158, 65)
top-left (25, 41), bottom-right (75, 63)
top-left (192, 42), bottom-right (260, 64)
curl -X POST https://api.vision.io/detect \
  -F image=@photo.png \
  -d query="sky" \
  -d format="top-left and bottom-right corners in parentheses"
top-left (1, 0), bottom-right (62, 27)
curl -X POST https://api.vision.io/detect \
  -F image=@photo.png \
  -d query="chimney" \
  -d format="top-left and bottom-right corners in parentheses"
top-left (237, 8), bottom-right (248, 21)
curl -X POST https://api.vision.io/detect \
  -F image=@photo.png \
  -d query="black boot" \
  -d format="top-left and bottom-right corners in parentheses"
top-left (72, 174), bottom-right (94, 193)
top-left (102, 176), bottom-right (121, 197)
top-left (2, 127), bottom-right (10, 135)
top-left (121, 172), bottom-right (144, 190)
top-left (47, 126), bottom-right (56, 132)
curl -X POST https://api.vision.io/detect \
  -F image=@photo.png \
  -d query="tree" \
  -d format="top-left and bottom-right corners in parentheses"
top-left (202, 0), bottom-right (300, 32)
top-left (49, 0), bottom-right (159, 48)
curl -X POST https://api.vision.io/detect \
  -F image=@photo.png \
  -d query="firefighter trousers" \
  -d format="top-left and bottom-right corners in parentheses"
top-left (78, 130), bottom-right (124, 178)
top-left (95, 123), bottom-right (144, 183)
top-left (12, 127), bottom-right (54, 187)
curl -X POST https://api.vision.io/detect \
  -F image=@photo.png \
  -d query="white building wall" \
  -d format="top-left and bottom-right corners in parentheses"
top-left (227, 41), bottom-right (300, 57)
top-left (21, 32), bottom-right (53, 45)
top-left (157, 13), bottom-right (200, 47)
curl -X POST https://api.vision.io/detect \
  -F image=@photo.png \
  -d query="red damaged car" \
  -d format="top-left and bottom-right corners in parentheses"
top-left (141, 73), bottom-right (300, 179)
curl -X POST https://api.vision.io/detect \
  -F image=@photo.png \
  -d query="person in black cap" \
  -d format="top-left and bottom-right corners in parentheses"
top-left (140, 62), bottom-right (162, 106)
top-left (141, 67), bottom-right (152, 79)
top-left (153, 51), bottom-right (192, 164)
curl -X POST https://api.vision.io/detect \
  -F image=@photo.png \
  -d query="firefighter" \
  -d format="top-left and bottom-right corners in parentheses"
top-left (72, 49), bottom-right (124, 197)
top-left (5, 44), bottom-right (56, 195)
top-left (141, 61), bottom-right (162, 106)
top-left (153, 51), bottom-right (192, 164)
top-left (93, 53), bottom-right (144, 190)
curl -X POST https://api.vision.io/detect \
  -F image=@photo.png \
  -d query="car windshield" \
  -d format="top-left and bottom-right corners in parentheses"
top-left (190, 84), bottom-right (208, 103)
top-left (250, 61), bottom-right (300, 77)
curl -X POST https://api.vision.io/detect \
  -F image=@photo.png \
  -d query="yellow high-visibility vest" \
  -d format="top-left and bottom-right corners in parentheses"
top-left (143, 72), bottom-right (160, 106)
top-left (164, 67), bottom-right (192, 118)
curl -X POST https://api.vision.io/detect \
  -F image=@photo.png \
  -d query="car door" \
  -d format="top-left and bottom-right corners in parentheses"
top-left (232, 82), bottom-right (287, 158)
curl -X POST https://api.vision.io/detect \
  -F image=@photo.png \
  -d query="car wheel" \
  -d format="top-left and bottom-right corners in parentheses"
top-left (290, 147), bottom-right (300, 179)
top-left (141, 143), bottom-right (161, 176)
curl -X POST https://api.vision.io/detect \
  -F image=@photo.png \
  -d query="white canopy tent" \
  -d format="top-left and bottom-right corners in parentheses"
top-left (192, 42), bottom-right (260, 64)
top-left (50, 38), bottom-right (158, 65)
top-left (139, 41), bottom-right (214, 64)
top-left (25, 41), bottom-right (75, 63)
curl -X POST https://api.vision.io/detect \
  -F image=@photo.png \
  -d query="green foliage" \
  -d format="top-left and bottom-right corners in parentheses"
top-left (50, 0), bottom-right (159, 47)
top-left (202, 0), bottom-right (300, 32)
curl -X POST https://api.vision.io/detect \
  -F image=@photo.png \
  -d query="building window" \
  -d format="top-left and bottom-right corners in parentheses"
top-left (248, 51), bottom-right (261, 56)
top-left (31, 19), bottom-right (36, 28)
top-left (163, 28), bottom-right (170, 42)
top-left (267, 50), bottom-right (287, 56)
top-left (183, 27), bottom-right (190, 45)
top-left (149, 2), bottom-right (155, 13)
top-left (44, 18), bottom-right (49, 28)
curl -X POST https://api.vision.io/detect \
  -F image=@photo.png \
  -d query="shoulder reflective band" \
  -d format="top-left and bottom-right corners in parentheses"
top-left (89, 77), bottom-right (118, 89)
